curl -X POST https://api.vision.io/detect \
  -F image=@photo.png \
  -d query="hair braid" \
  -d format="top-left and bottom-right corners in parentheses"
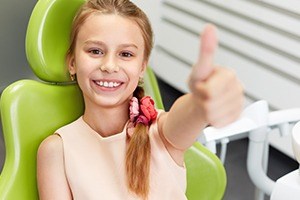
top-left (126, 86), bottom-right (151, 199)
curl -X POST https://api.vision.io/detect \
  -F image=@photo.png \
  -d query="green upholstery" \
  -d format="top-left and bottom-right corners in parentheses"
top-left (26, 0), bottom-right (85, 82)
top-left (0, 0), bottom-right (226, 199)
top-left (185, 142), bottom-right (226, 200)
top-left (0, 81), bottom-right (84, 200)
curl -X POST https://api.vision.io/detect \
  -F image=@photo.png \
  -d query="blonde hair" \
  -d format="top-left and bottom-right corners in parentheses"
top-left (67, 0), bottom-right (153, 198)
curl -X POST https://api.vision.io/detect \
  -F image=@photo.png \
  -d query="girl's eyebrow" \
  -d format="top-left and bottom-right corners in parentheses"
top-left (119, 44), bottom-right (138, 49)
top-left (84, 40), bottom-right (138, 49)
top-left (84, 40), bottom-right (105, 46)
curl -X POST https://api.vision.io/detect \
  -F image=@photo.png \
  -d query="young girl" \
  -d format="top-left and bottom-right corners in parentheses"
top-left (37, 0), bottom-right (244, 199)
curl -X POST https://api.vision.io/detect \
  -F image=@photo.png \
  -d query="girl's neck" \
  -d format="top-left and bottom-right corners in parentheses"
top-left (83, 103), bottom-right (129, 137)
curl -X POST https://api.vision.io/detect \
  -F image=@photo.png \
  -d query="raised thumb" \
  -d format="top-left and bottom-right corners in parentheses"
top-left (191, 24), bottom-right (218, 81)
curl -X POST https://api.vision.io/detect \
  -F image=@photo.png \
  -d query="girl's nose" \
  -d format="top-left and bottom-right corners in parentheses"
top-left (99, 65), bottom-right (120, 73)
top-left (99, 55), bottom-right (120, 73)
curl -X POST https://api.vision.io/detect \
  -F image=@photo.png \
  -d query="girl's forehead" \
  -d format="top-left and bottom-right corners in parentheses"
top-left (77, 13), bottom-right (145, 47)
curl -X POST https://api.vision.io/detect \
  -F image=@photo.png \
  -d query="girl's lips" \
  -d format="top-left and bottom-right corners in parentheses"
top-left (94, 80), bottom-right (121, 88)
top-left (92, 79), bottom-right (124, 90)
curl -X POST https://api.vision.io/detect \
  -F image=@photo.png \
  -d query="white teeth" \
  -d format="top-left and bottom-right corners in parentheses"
top-left (96, 81), bottom-right (121, 88)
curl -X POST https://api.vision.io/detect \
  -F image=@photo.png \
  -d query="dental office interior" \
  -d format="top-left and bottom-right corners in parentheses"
top-left (0, 0), bottom-right (300, 199)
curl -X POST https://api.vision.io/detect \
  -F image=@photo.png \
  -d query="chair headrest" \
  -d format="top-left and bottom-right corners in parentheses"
top-left (25, 0), bottom-right (85, 83)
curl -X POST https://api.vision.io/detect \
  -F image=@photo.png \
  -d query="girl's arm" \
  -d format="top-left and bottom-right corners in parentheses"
top-left (37, 135), bottom-right (72, 200)
top-left (159, 25), bottom-right (244, 160)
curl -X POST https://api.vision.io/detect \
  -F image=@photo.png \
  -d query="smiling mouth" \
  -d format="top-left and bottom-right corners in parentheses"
top-left (94, 80), bottom-right (122, 88)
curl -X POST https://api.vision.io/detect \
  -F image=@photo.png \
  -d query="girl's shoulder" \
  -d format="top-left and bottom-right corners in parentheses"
top-left (38, 134), bottom-right (63, 161)
top-left (37, 134), bottom-right (73, 199)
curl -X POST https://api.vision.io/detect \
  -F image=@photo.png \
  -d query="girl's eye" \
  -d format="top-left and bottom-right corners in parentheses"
top-left (89, 49), bottom-right (102, 55)
top-left (120, 52), bottom-right (133, 58)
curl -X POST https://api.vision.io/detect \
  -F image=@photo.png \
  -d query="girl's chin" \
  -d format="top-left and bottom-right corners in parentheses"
top-left (93, 97), bottom-right (130, 109)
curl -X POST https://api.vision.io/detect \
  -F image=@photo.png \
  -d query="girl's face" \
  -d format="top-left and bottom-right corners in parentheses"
top-left (69, 13), bottom-right (147, 109)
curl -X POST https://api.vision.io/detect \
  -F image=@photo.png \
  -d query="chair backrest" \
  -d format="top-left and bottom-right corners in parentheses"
top-left (0, 0), bottom-right (226, 199)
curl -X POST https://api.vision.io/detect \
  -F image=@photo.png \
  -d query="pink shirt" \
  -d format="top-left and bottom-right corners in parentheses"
top-left (56, 112), bottom-right (187, 200)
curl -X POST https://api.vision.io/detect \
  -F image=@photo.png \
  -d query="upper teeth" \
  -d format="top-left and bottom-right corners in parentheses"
top-left (96, 81), bottom-right (121, 88)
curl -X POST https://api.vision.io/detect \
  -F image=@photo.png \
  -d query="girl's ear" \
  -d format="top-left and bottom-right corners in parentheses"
top-left (67, 54), bottom-right (76, 75)
top-left (140, 61), bottom-right (148, 77)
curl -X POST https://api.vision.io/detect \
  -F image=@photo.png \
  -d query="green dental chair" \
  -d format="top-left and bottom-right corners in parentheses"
top-left (0, 0), bottom-right (226, 199)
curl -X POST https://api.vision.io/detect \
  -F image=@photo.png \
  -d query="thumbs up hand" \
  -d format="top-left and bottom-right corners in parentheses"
top-left (189, 24), bottom-right (244, 128)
